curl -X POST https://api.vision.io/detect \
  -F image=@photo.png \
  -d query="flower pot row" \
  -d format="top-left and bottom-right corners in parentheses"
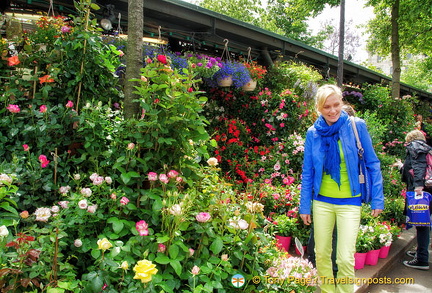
top-left (354, 245), bottom-right (391, 270)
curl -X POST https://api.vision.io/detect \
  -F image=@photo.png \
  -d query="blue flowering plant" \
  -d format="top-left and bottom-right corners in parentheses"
top-left (211, 61), bottom-right (251, 88)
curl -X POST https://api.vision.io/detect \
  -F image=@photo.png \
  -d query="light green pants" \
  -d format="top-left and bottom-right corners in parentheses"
top-left (313, 200), bottom-right (361, 293)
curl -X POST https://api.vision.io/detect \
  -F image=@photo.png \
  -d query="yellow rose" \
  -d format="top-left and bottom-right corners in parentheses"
top-left (97, 238), bottom-right (113, 251)
top-left (120, 261), bottom-right (129, 271)
top-left (133, 259), bottom-right (158, 283)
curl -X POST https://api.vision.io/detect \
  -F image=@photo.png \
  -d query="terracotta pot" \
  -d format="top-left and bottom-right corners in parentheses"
top-left (217, 76), bottom-right (233, 87)
top-left (354, 252), bottom-right (367, 270)
top-left (275, 235), bottom-right (291, 252)
top-left (242, 79), bottom-right (257, 91)
top-left (379, 245), bottom-right (391, 259)
top-left (365, 249), bottom-right (380, 266)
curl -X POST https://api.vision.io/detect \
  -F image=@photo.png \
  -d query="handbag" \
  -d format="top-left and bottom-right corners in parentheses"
top-left (405, 191), bottom-right (432, 228)
top-left (350, 116), bottom-right (372, 203)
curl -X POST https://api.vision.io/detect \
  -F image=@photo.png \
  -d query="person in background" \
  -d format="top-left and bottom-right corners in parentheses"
top-left (300, 84), bottom-right (384, 293)
top-left (400, 129), bottom-right (431, 270)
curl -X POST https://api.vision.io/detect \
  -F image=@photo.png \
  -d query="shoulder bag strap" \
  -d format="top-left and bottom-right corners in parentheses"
top-left (350, 116), bottom-right (365, 183)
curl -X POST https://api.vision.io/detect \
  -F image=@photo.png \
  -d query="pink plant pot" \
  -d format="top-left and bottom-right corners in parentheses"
top-left (275, 235), bottom-right (291, 252)
top-left (365, 249), bottom-right (380, 266)
top-left (354, 252), bottom-right (367, 270)
top-left (379, 245), bottom-right (391, 259)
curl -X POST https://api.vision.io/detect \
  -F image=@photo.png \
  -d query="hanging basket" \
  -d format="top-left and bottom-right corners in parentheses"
top-left (218, 76), bottom-right (233, 87)
top-left (242, 79), bottom-right (257, 91)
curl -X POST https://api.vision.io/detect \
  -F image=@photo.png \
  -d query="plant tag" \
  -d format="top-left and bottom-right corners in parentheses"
top-left (359, 174), bottom-right (365, 184)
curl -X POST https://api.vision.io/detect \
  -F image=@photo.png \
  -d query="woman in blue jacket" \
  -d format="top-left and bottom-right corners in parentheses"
top-left (299, 84), bottom-right (384, 293)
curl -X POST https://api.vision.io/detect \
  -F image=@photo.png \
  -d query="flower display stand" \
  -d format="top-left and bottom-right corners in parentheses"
top-left (242, 79), bottom-right (257, 91)
top-left (379, 245), bottom-right (391, 259)
top-left (275, 235), bottom-right (291, 252)
top-left (354, 252), bottom-right (367, 270)
top-left (217, 76), bottom-right (233, 87)
top-left (365, 249), bottom-right (380, 266)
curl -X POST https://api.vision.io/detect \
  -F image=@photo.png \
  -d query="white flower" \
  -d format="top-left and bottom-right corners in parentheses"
top-left (0, 174), bottom-right (12, 185)
top-left (207, 157), bottom-right (218, 166)
top-left (73, 174), bottom-right (81, 180)
top-left (34, 207), bottom-right (51, 222)
top-left (78, 199), bottom-right (88, 209)
top-left (89, 173), bottom-right (98, 181)
top-left (105, 177), bottom-right (112, 184)
top-left (74, 239), bottom-right (83, 247)
top-left (169, 204), bottom-right (182, 216)
top-left (238, 219), bottom-right (249, 230)
top-left (87, 204), bottom-right (97, 214)
top-left (80, 188), bottom-right (92, 197)
top-left (92, 176), bottom-right (104, 186)
top-left (51, 205), bottom-right (60, 213)
top-left (59, 185), bottom-right (71, 194)
top-left (0, 225), bottom-right (9, 237)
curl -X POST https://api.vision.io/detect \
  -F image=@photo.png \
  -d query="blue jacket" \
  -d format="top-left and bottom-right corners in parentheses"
top-left (299, 116), bottom-right (384, 214)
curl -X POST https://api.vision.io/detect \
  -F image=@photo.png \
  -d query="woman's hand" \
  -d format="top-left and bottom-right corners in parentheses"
top-left (371, 209), bottom-right (383, 217)
top-left (300, 214), bottom-right (312, 225)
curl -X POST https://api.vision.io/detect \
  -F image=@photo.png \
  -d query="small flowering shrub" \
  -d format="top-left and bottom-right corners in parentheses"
top-left (264, 250), bottom-right (318, 293)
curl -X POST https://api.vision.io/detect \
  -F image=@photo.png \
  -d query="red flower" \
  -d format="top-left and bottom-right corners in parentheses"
top-left (39, 75), bottom-right (55, 84)
top-left (157, 54), bottom-right (167, 64)
top-left (8, 56), bottom-right (20, 66)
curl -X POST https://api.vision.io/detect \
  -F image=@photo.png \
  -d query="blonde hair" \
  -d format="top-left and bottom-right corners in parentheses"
top-left (315, 84), bottom-right (343, 113)
top-left (405, 129), bottom-right (426, 143)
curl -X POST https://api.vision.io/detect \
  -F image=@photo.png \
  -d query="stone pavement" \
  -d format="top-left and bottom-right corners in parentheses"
top-left (354, 228), bottom-right (416, 293)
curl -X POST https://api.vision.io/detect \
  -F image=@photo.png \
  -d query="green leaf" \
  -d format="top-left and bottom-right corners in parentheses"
top-left (154, 254), bottom-right (171, 264)
top-left (170, 260), bottom-right (182, 276)
top-left (210, 237), bottom-right (223, 255)
top-left (168, 244), bottom-right (179, 260)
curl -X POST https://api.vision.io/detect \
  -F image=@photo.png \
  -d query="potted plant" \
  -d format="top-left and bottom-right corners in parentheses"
top-left (211, 61), bottom-right (251, 88)
top-left (242, 61), bottom-right (267, 91)
top-left (186, 53), bottom-right (222, 79)
top-left (292, 221), bottom-right (311, 255)
top-left (269, 214), bottom-right (298, 251)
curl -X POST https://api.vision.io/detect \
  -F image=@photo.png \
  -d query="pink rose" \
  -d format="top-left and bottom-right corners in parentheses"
top-left (39, 105), bottom-right (47, 113)
top-left (66, 101), bottom-right (74, 108)
top-left (120, 197), bottom-right (129, 205)
top-left (136, 220), bottom-right (149, 236)
top-left (196, 212), bottom-right (211, 223)
top-left (159, 174), bottom-right (169, 184)
top-left (6, 104), bottom-right (20, 113)
top-left (148, 172), bottom-right (158, 181)
top-left (22, 144), bottom-right (29, 151)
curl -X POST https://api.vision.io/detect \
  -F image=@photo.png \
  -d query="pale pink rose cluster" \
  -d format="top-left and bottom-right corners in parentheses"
top-left (34, 207), bottom-right (51, 222)
top-left (147, 170), bottom-right (183, 184)
top-left (136, 220), bottom-right (149, 236)
top-left (78, 199), bottom-right (97, 214)
top-left (59, 185), bottom-right (71, 195)
top-left (89, 173), bottom-right (112, 186)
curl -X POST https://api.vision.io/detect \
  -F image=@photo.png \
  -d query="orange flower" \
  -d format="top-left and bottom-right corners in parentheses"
top-left (39, 75), bottom-right (55, 84)
top-left (8, 56), bottom-right (20, 66)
